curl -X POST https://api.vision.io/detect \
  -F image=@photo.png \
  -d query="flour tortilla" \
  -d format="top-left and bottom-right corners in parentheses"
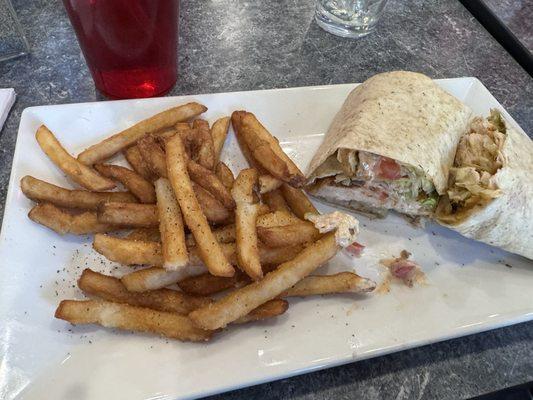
top-left (306, 71), bottom-right (472, 195)
top-left (437, 117), bottom-right (533, 260)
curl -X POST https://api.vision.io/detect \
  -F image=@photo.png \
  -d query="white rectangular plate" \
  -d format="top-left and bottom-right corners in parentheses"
top-left (1, 78), bottom-right (532, 400)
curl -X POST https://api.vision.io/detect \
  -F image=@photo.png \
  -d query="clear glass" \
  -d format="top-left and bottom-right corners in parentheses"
top-left (315, 0), bottom-right (389, 38)
top-left (0, 0), bottom-right (30, 62)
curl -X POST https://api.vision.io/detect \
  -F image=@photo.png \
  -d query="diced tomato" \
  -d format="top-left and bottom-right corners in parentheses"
top-left (345, 241), bottom-right (365, 257)
top-left (377, 157), bottom-right (402, 180)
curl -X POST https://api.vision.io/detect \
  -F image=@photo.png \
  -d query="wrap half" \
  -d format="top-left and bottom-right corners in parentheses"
top-left (436, 110), bottom-right (533, 259)
top-left (306, 71), bottom-right (472, 217)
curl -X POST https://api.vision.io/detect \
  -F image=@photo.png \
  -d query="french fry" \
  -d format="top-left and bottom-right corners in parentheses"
top-left (166, 135), bottom-right (234, 277)
top-left (215, 162), bottom-right (235, 189)
top-left (98, 202), bottom-right (158, 228)
top-left (232, 168), bottom-right (262, 281)
top-left (191, 119), bottom-right (215, 170)
top-left (282, 272), bottom-right (376, 297)
top-left (189, 232), bottom-right (339, 329)
top-left (178, 271), bottom-right (248, 296)
top-left (137, 135), bottom-right (167, 178)
top-left (29, 203), bottom-right (118, 235)
top-left (188, 160), bottom-right (235, 209)
top-left (94, 236), bottom-right (232, 267)
top-left (20, 176), bottom-right (136, 210)
top-left (55, 300), bottom-right (212, 342)
top-left (78, 269), bottom-right (211, 314)
top-left (257, 222), bottom-right (320, 247)
top-left (79, 269), bottom-right (286, 326)
top-left (262, 189), bottom-right (291, 213)
top-left (124, 145), bottom-right (157, 182)
top-left (211, 117), bottom-right (230, 164)
top-left (175, 122), bottom-right (192, 134)
top-left (259, 243), bottom-right (304, 265)
top-left (94, 164), bottom-right (156, 204)
top-left (192, 183), bottom-right (233, 224)
top-left (121, 242), bottom-right (304, 292)
top-left (258, 174), bottom-right (283, 194)
top-left (231, 111), bottom-right (305, 187)
top-left (153, 127), bottom-right (177, 140)
top-left (280, 183), bottom-right (318, 219)
top-left (126, 228), bottom-right (161, 242)
top-left (155, 178), bottom-right (188, 270)
top-left (257, 210), bottom-right (301, 227)
top-left (184, 211), bottom-right (299, 247)
top-left (233, 299), bottom-right (289, 324)
top-left (36, 126), bottom-right (116, 191)
top-left (186, 224), bottom-right (236, 247)
top-left (93, 234), bottom-right (162, 265)
top-left (121, 265), bottom-right (207, 292)
top-left (77, 103), bottom-right (207, 165)
top-left (189, 242), bottom-right (236, 265)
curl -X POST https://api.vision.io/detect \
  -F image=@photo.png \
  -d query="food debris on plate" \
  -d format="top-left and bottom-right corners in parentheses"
top-left (381, 250), bottom-right (426, 288)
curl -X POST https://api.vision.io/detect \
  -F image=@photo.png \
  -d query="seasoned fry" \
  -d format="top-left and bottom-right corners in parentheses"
top-left (77, 103), bottom-right (207, 165)
top-left (178, 271), bottom-right (248, 296)
top-left (257, 210), bottom-right (301, 227)
top-left (258, 174), bottom-right (283, 194)
top-left (215, 162), bottom-right (235, 189)
top-left (166, 135), bottom-right (234, 277)
top-left (94, 164), bottom-right (156, 204)
top-left (259, 243), bottom-right (304, 265)
top-left (20, 176), bottom-right (136, 210)
top-left (98, 202), bottom-right (158, 228)
top-left (126, 228), bottom-right (161, 242)
top-left (192, 183), bottom-right (233, 224)
top-left (232, 168), bottom-right (262, 281)
top-left (153, 127), bottom-right (177, 140)
top-left (137, 135), bottom-right (167, 178)
top-left (282, 272), bottom-right (376, 297)
top-left (175, 122), bottom-right (192, 134)
top-left (121, 245), bottom-right (303, 293)
top-left (257, 222), bottom-right (320, 247)
top-left (188, 160), bottom-right (235, 209)
top-left (184, 212), bottom-right (299, 247)
top-left (262, 189), bottom-right (291, 213)
top-left (231, 111), bottom-right (305, 187)
top-left (121, 265), bottom-right (207, 292)
top-left (280, 183), bottom-right (318, 219)
top-left (28, 203), bottom-right (118, 235)
top-left (233, 299), bottom-right (289, 324)
top-left (211, 117), bottom-right (230, 164)
top-left (79, 269), bottom-right (211, 314)
top-left (155, 178), bottom-right (188, 270)
top-left (124, 145), bottom-right (157, 182)
top-left (189, 233), bottom-right (339, 329)
top-left (191, 119), bottom-right (215, 170)
top-left (55, 299), bottom-right (212, 341)
top-left (186, 224), bottom-right (236, 247)
top-left (93, 234), bottom-right (162, 265)
top-left (36, 126), bottom-right (116, 191)
top-left (94, 236), bottom-right (234, 266)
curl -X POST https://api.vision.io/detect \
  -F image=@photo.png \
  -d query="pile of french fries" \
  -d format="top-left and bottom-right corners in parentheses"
top-left (22, 103), bottom-right (376, 342)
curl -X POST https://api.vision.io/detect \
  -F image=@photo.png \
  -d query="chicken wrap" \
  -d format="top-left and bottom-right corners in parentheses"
top-left (436, 110), bottom-right (533, 259)
top-left (306, 71), bottom-right (472, 217)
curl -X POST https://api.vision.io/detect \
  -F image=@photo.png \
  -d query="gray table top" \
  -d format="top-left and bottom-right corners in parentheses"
top-left (482, 0), bottom-right (533, 53)
top-left (1, 0), bottom-right (532, 399)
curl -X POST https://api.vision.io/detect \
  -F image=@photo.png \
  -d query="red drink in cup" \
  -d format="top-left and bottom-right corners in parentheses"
top-left (63, 0), bottom-right (178, 99)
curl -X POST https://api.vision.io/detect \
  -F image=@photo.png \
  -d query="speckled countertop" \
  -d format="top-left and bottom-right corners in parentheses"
top-left (1, 0), bottom-right (532, 399)
top-left (482, 0), bottom-right (533, 53)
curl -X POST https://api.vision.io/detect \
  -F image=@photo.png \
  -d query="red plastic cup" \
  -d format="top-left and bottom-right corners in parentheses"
top-left (62, 0), bottom-right (179, 99)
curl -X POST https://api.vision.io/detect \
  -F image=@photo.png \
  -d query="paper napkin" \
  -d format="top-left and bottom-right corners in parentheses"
top-left (0, 88), bottom-right (16, 131)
